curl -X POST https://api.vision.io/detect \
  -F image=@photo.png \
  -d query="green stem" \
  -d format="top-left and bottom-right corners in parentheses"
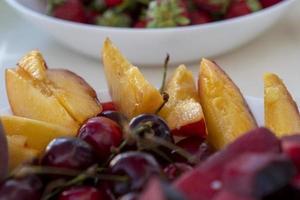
top-left (160, 54), bottom-right (170, 93)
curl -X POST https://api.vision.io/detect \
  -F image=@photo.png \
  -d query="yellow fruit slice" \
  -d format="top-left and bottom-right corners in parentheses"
top-left (6, 51), bottom-right (101, 132)
top-left (159, 65), bottom-right (205, 137)
top-left (198, 59), bottom-right (257, 149)
top-left (7, 135), bottom-right (38, 170)
top-left (264, 73), bottom-right (300, 136)
top-left (1, 115), bottom-right (73, 152)
top-left (102, 39), bottom-right (163, 118)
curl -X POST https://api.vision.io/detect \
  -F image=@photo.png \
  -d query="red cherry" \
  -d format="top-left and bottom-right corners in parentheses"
top-left (52, 0), bottom-right (87, 23)
top-left (78, 117), bottom-right (123, 162)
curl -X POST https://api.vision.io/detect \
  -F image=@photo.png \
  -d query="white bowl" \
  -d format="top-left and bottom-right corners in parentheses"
top-left (5, 0), bottom-right (296, 66)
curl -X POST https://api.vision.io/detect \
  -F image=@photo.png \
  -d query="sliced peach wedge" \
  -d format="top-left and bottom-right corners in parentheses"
top-left (264, 73), bottom-right (300, 137)
top-left (158, 65), bottom-right (206, 138)
top-left (6, 135), bottom-right (38, 171)
top-left (198, 59), bottom-right (257, 149)
top-left (5, 51), bottom-right (102, 133)
top-left (102, 39), bottom-right (163, 119)
top-left (0, 115), bottom-right (73, 152)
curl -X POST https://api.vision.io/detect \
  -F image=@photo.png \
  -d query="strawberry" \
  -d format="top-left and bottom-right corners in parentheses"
top-left (225, 0), bottom-right (262, 19)
top-left (85, 9), bottom-right (100, 24)
top-left (49, 0), bottom-right (87, 23)
top-left (259, 0), bottom-right (282, 8)
top-left (134, 20), bottom-right (148, 28)
top-left (194, 0), bottom-right (232, 14)
top-left (189, 10), bottom-right (211, 25)
top-left (105, 0), bottom-right (123, 7)
top-left (146, 0), bottom-right (190, 28)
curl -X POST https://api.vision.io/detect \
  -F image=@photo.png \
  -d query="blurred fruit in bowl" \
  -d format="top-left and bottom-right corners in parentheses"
top-left (5, 0), bottom-right (295, 64)
top-left (5, 51), bottom-right (102, 133)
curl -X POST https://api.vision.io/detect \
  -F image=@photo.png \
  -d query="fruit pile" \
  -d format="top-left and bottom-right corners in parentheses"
top-left (1, 39), bottom-right (300, 200)
top-left (47, 0), bottom-right (283, 28)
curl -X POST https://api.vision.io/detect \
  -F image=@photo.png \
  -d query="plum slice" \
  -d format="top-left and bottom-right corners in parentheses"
top-left (223, 153), bottom-right (296, 197)
top-left (174, 127), bottom-right (281, 200)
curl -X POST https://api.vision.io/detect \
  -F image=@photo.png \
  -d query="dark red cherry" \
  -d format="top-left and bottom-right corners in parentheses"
top-left (109, 151), bottom-right (160, 196)
top-left (0, 174), bottom-right (43, 200)
top-left (41, 137), bottom-right (96, 170)
top-left (78, 117), bottom-right (122, 162)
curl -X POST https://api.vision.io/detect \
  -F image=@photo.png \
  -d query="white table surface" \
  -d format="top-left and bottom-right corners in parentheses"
top-left (1, 1), bottom-right (300, 109)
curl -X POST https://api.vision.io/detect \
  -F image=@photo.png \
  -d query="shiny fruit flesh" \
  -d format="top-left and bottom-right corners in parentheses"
top-left (159, 65), bottom-right (205, 137)
top-left (5, 51), bottom-right (101, 133)
top-left (1, 115), bottom-right (73, 152)
top-left (264, 73), bottom-right (300, 137)
top-left (102, 39), bottom-right (163, 119)
top-left (6, 135), bottom-right (38, 170)
top-left (198, 59), bottom-right (257, 149)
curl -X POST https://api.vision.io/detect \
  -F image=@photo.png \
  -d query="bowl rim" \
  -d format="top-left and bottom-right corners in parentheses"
top-left (5, 0), bottom-right (296, 33)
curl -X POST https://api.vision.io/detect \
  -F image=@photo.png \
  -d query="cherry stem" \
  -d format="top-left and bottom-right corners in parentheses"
top-left (159, 53), bottom-right (170, 94)
top-left (13, 166), bottom-right (82, 178)
top-left (155, 92), bottom-right (169, 114)
top-left (143, 135), bottom-right (198, 164)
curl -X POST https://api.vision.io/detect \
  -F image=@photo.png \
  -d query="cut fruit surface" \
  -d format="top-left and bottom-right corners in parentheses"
top-left (5, 51), bottom-right (101, 132)
top-left (102, 39), bottom-right (163, 119)
top-left (159, 65), bottom-right (205, 137)
top-left (264, 73), bottom-right (300, 137)
top-left (1, 115), bottom-right (73, 152)
top-left (198, 59), bottom-right (257, 149)
top-left (7, 135), bottom-right (38, 170)
top-left (47, 69), bottom-right (100, 123)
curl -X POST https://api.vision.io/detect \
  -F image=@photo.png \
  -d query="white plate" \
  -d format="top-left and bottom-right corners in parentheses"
top-left (0, 91), bottom-right (264, 126)
top-left (5, 0), bottom-right (297, 65)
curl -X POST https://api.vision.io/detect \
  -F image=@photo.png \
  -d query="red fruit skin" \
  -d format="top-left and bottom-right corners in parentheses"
top-left (52, 0), bottom-right (87, 23)
top-left (291, 174), bottom-right (300, 189)
top-left (105, 0), bottom-right (123, 7)
top-left (59, 186), bottom-right (108, 200)
top-left (101, 102), bottom-right (116, 111)
top-left (282, 135), bottom-right (300, 171)
top-left (174, 127), bottom-right (281, 200)
top-left (225, 0), bottom-right (252, 19)
top-left (260, 0), bottom-right (282, 8)
top-left (189, 10), bottom-right (212, 25)
top-left (213, 190), bottom-right (255, 200)
top-left (222, 153), bottom-right (296, 197)
top-left (139, 178), bottom-right (165, 200)
top-left (171, 119), bottom-right (206, 138)
top-left (78, 117), bottom-right (122, 161)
